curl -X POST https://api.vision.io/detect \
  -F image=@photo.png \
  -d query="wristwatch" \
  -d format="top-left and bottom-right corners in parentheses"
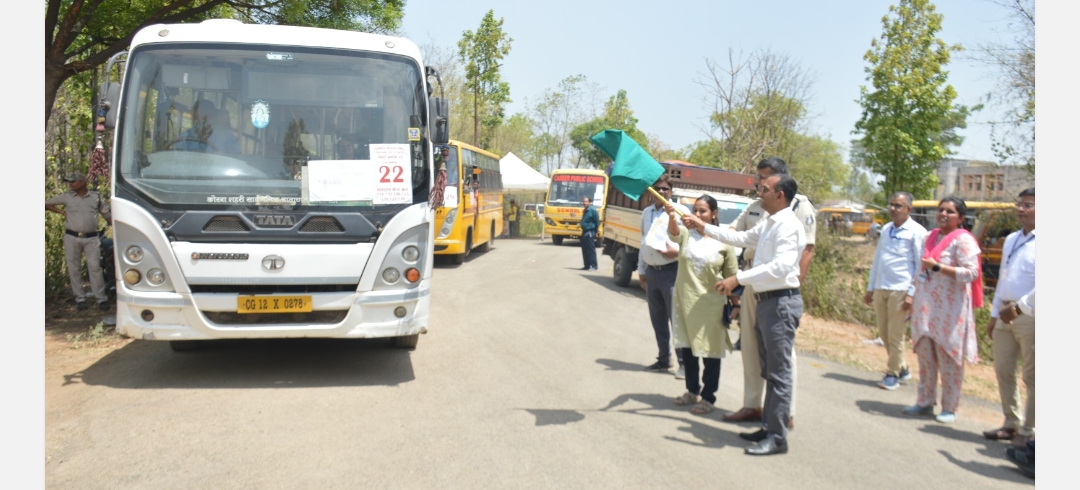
top-left (931, 263), bottom-right (941, 272)
top-left (1012, 304), bottom-right (1023, 317)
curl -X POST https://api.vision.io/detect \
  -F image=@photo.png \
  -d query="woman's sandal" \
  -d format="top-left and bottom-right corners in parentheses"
top-left (674, 392), bottom-right (701, 406)
top-left (690, 400), bottom-right (715, 415)
top-left (982, 427), bottom-right (1018, 440)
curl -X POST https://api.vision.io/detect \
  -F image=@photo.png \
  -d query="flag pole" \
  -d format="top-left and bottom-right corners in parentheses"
top-left (646, 186), bottom-right (686, 216)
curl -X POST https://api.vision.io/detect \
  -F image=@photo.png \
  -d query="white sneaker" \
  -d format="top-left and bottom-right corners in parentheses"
top-left (675, 366), bottom-right (686, 379)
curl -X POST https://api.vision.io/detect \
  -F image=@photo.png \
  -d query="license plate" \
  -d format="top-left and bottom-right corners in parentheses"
top-left (237, 295), bottom-right (312, 314)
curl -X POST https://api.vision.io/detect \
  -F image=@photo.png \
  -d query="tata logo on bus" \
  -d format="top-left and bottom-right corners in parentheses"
top-left (255, 215), bottom-right (295, 227)
top-left (553, 174), bottom-right (605, 184)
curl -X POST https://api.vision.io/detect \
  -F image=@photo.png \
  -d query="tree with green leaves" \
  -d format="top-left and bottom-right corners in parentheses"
top-left (569, 89), bottom-right (648, 169)
top-left (853, 0), bottom-right (964, 199)
top-left (45, 0), bottom-right (405, 129)
top-left (458, 10), bottom-right (513, 148)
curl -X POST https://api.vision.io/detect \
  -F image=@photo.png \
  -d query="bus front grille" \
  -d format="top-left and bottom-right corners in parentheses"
top-left (203, 310), bottom-right (349, 325)
top-left (204, 216), bottom-right (250, 232)
top-left (300, 217), bottom-right (345, 233)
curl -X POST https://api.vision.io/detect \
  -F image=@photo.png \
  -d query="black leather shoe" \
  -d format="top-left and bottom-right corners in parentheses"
top-left (745, 436), bottom-right (788, 456)
top-left (738, 429), bottom-right (768, 442)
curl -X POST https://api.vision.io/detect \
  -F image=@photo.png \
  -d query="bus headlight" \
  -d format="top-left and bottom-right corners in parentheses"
top-left (382, 267), bottom-right (401, 283)
top-left (125, 245), bottom-right (144, 263)
top-left (402, 246), bottom-right (420, 262)
top-left (438, 209), bottom-right (457, 238)
top-left (124, 269), bottom-right (141, 285)
top-left (545, 218), bottom-right (556, 226)
top-left (146, 268), bottom-right (166, 285)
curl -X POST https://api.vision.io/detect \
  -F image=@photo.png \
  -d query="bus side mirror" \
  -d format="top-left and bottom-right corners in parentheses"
top-left (537, 204), bottom-right (545, 217)
top-left (429, 97), bottom-right (449, 145)
top-left (98, 82), bottom-right (121, 129)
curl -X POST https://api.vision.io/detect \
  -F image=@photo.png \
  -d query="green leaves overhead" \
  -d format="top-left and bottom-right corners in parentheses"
top-left (45, 0), bottom-right (406, 127)
top-left (853, 0), bottom-right (964, 199)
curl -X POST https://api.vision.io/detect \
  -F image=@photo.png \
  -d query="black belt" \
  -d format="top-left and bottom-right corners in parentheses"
top-left (65, 230), bottom-right (100, 238)
top-left (647, 262), bottom-right (678, 271)
top-left (754, 288), bottom-right (800, 302)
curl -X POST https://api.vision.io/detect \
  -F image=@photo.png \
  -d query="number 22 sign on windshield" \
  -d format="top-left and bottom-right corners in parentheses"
top-left (370, 144), bottom-right (412, 205)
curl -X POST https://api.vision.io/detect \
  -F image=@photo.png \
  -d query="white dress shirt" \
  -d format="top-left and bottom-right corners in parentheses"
top-left (866, 217), bottom-right (927, 296)
top-left (1017, 288), bottom-right (1035, 317)
top-left (637, 203), bottom-right (690, 275)
top-left (991, 228), bottom-right (1036, 318)
top-left (704, 206), bottom-right (806, 292)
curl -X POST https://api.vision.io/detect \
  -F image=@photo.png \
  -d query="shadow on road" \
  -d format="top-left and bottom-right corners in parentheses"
top-left (938, 450), bottom-right (1033, 485)
top-left (579, 273), bottom-right (646, 299)
top-left (62, 338), bottom-right (416, 390)
top-left (822, 372), bottom-right (880, 388)
top-left (521, 392), bottom-right (743, 449)
top-left (855, 399), bottom-right (916, 420)
top-left (523, 409), bottom-right (586, 426)
top-left (595, 358), bottom-right (652, 372)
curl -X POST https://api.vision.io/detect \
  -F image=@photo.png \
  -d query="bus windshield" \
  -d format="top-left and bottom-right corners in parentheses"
top-left (116, 44), bottom-right (428, 210)
top-left (547, 173), bottom-right (606, 207)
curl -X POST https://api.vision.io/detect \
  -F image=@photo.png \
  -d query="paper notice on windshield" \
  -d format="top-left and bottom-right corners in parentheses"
top-left (444, 185), bottom-right (459, 208)
top-left (371, 144), bottom-right (413, 205)
top-left (643, 212), bottom-right (679, 252)
top-left (307, 160), bottom-right (373, 202)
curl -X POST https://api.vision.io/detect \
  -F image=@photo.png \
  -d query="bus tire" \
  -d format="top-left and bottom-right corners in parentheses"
top-left (391, 333), bottom-right (419, 349)
top-left (613, 246), bottom-right (634, 288)
top-left (169, 340), bottom-right (202, 352)
top-left (552, 235), bottom-right (564, 246)
top-left (478, 222), bottom-right (493, 253)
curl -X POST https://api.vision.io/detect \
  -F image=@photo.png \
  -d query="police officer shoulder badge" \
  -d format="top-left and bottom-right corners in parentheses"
top-left (805, 216), bottom-right (814, 225)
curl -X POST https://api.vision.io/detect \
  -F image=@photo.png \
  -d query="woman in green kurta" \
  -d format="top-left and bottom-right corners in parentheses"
top-left (665, 195), bottom-right (740, 415)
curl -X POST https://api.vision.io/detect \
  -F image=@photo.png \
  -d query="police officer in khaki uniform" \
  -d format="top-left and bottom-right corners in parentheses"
top-left (46, 172), bottom-right (112, 311)
top-left (723, 157), bottom-right (816, 428)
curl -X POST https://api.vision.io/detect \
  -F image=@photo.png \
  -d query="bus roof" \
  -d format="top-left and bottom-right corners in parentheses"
top-left (912, 200), bottom-right (1016, 210)
top-left (448, 139), bottom-right (501, 160)
top-left (550, 168), bottom-right (608, 176)
top-left (131, 19), bottom-right (422, 61)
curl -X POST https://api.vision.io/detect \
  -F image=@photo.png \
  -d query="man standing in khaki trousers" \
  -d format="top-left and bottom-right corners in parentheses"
top-left (983, 188), bottom-right (1036, 448)
top-left (864, 192), bottom-right (926, 390)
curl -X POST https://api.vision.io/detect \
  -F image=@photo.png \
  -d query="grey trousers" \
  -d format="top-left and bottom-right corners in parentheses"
top-left (64, 234), bottom-right (107, 303)
top-left (756, 293), bottom-right (803, 442)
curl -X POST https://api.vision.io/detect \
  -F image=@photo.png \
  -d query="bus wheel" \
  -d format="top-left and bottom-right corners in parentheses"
top-left (169, 340), bottom-right (202, 352)
top-left (613, 246), bottom-right (634, 288)
top-left (391, 334), bottom-right (419, 349)
top-left (478, 222), bottom-right (493, 253)
top-left (552, 235), bottom-right (564, 246)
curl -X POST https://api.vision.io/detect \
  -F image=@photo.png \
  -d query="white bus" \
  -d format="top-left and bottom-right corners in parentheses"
top-left (101, 19), bottom-right (449, 351)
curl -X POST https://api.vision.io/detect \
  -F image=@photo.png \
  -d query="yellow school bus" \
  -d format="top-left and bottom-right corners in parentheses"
top-left (434, 140), bottom-right (504, 264)
top-left (543, 168), bottom-right (609, 245)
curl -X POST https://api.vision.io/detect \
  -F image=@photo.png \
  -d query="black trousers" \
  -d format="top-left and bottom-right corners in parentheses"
top-left (681, 348), bottom-right (721, 404)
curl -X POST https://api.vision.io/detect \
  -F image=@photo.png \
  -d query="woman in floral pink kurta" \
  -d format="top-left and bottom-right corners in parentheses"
top-left (906, 197), bottom-right (981, 423)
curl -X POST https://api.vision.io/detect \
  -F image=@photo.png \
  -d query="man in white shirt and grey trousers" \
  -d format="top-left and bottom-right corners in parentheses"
top-left (675, 172), bottom-right (805, 456)
top-left (638, 174), bottom-right (691, 376)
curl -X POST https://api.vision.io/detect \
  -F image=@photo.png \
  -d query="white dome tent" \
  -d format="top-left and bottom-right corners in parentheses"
top-left (499, 152), bottom-right (549, 190)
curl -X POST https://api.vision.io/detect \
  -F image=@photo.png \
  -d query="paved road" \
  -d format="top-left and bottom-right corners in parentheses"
top-left (45, 238), bottom-right (1033, 489)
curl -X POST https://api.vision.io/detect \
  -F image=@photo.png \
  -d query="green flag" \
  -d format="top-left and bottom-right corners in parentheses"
top-left (590, 129), bottom-right (665, 201)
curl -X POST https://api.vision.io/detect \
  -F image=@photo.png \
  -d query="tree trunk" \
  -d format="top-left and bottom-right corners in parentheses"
top-left (45, 59), bottom-right (70, 130)
top-left (473, 78), bottom-right (479, 147)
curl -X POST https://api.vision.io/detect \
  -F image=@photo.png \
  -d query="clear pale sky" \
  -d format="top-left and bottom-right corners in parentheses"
top-left (402, 0), bottom-right (1026, 164)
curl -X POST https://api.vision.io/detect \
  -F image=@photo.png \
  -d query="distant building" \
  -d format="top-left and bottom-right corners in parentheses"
top-left (933, 159), bottom-right (1034, 201)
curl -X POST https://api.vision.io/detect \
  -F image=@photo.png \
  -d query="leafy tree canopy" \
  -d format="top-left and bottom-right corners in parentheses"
top-left (853, 0), bottom-right (963, 199)
top-left (45, 0), bottom-right (405, 127)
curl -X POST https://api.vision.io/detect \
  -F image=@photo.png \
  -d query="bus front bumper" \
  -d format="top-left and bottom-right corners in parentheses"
top-left (114, 283), bottom-right (430, 341)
